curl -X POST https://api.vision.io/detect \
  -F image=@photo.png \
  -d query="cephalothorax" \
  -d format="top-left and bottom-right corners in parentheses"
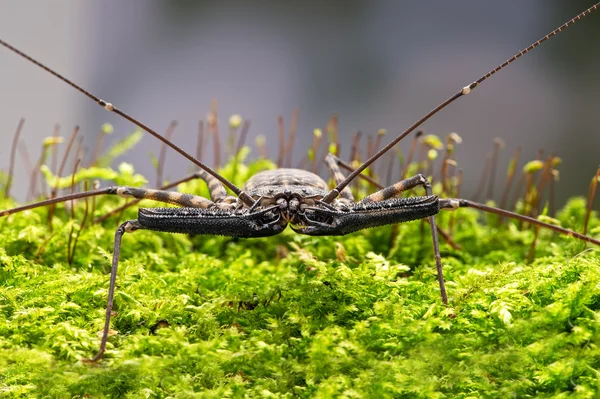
top-left (1, 3), bottom-right (599, 362)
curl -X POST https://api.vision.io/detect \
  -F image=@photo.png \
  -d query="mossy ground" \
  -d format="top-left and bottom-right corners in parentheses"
top-left (1, 158), bottom-right (600, 398)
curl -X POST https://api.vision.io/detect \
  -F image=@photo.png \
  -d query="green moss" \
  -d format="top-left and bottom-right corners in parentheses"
top-left (1, 156), bottom-right (600, 398)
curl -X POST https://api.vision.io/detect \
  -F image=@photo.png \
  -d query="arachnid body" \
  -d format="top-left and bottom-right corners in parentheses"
top-left (1, 3), bottom-right (600, 368)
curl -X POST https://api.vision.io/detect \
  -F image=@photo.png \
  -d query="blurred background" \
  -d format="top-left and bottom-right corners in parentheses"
top-left (1, 0), bottom-right (599, 207)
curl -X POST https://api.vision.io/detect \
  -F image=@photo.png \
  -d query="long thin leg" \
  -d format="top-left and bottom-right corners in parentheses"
top-left (428, 211), bottom-right (447, 305)
top-left (441, 198), bottom-right (600, 246)
top-left (195, 169), bottom-right (238, 206)
top-left (83, 219), bottom-right (142, 363)
top-left (110, 179), bottom-right (237, 210)
top-left (198, 169), bottom-right (227, 201)
top-left (95, 170), bottom-right (238, 223)
top-left (331, 155), bottom-right (461, 250)
top-left (1, 185), bottom-right (219, 217)
top-left (96, 172), bottom-right (207, 223)
top-left (359, 174), bottom-right (448, 305)
top-left (112, 186), bottom-right (217, 208)
top-left (324, 153), bottom-right (354, 203)
top-left (359, 174), bottom-right (430, 204)
top-left (84, 203), bottom-right (284, 362)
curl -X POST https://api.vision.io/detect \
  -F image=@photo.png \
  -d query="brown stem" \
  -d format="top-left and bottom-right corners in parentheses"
top-left (156, 120), bottom-right (178, 187)
top-left (196, 120), bottom-right (204, 162)
top-left (48, 126), bottom-right (79, 226)
top-left (584, 166), bottom-right (600, 235)
top-left (277, 115), bottom-right (285, 168)
top-left (67, 159), bottom-right (81, 265)
top-left (4, 118), bottom-right (25, 199)
top-left (499, 148), bottom-right (521, 211)
top-left (486, 138), bottom-right (504, 201)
